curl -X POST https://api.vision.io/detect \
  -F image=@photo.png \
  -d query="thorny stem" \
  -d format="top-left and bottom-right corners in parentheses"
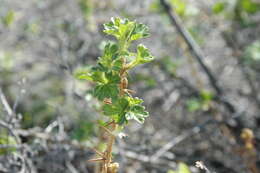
top-left (100, 121), bottom-right (117, 173)
top-left (106, 122), bottom-right (116, 164)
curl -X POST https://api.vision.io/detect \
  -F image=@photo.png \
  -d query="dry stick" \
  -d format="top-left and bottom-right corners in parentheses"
top-left (0, 88), bottom-right (13, 116)
top-left (159, 0), bottom-right (236, 114)
top-left (177, 36), bottom-right (204, 90)
top-left (159, 0), bottom-right (221, 94)
top-left (151, 111), bottom-right (243, 162)
top-left (0, 88), bottom-right (21, 144)
top-left (124, 150), bottom-right (177, 169)
top-left (151, 118), bottom-right (212, 162)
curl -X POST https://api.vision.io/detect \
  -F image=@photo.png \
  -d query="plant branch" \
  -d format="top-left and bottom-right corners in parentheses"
top-left (159, 0), bottom-right (237, 114)
top-left (0, 88), bottom-right (13, 117)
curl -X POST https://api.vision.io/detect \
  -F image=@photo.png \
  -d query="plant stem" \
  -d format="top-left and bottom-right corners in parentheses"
top-left (106, 121), bottom-right (116, 164)
top-left (100, 120), bottom-right (118, 173)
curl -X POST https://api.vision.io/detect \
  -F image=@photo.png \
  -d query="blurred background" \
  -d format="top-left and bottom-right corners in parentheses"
top-left (1, 0), bottom-right (260, 172)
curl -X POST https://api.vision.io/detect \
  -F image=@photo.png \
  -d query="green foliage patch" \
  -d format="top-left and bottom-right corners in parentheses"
top-left (167, 162), bottom-right (191, 173)
top-left (75, 17), bottom-right (154, 126)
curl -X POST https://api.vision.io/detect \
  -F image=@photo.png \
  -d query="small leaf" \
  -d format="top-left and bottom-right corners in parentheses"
top-left (74, 69), bottom-right (93, 80)
top-left (103, 104), bottom-right (123, 116)
top-left (102, 42), bottom-right (119, 61)
top-left (129, 23), bottom-right (149, 41)
top-left (105, 72), bottom-right (120, 84)
top-left (125, 105), bottom-right (149, 124)
top-left (241, 0), bottom-right (260, 14)
top-left (94, 83), bottom-right (118, 101)
top-left (103, 17), bottom-right (122, 39)
top-left (74, 68), bottom-right (107, 83)
top-left (170, 0), bottom-right (187, 16)
top-left (103, 98), bottom-right (128, 116)
top-left (128, 44), bottom-right (154, 68)
top-left (103, 17), bottom-right (149, 42)
top-left (178, 163), bottom-right (191, 173)
top-left (0, 135), bottom-right (17, 154)
top-left (200, 90), bottom-right (213, 102)
top-left (117, 113), bottom-right (127, 125)
top-left (112, 59), bottom-right (123, 71)
top-left (137, 44), bottom-right (154, 63)
top-left (2, 10), bottom-right (15, 27)
top-left (186, 99), bottom-right (201, 112)
top-left (212, 2), bottom-right (226, 14)
top-left (126, 97), bottom-right (143, 105)
top-left (167, 162), bottom-right (191, 173)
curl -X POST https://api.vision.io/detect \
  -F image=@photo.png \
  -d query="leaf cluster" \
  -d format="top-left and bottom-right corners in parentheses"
top-left (75, 17), bottom-right (154, 126)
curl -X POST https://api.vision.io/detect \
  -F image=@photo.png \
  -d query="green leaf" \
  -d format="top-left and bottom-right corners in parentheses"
top-left (124, 96), bottom-right (149, 124)
top-left (103, 17), bottom-right (149, 42)
top-left (167, 162), bottom-right (191, 173)
top-left (0, 135), bottom-right (17, 155)
top-left (94, 83), bottom-right (119, 101)
top-left (129, 23), bottom-right (149, 41)
top-left (112, 59), bottom-right (123, 71)
top-left (105, 72), bottom-right (120, 83)
top-left (178, 163), bottom-right (191, 173)
top-left (241, 0), bottom-right (260, 14)
top-left (74, 68), bottom-right (107, 83)
top-left (200, 90), bottom-right (213, 102)
top-left (2, 10), bottom-right (15, 27)
top-left (103, 104), bottom-right (123, 116)
top-left (103, 17), bottom-right (122, 39)
top-left (137, 44), bottom-right (154, 63)
top-left (128, 44), bottom-right (154, 68)
top-left (103, 97), bottom-right (129, 116)
top-left (170, 0), bottom-right (187, 16)
top-left (117, 113), bottom-right (127, 125)
top-left (126, 97), bottom-right (143, 105)
top-left (99, 42), bottom-right (119, 67)
top-left (186, 99), bottom-right (201, 112)
top-left (125, 105), bottom-right (149, 124)
top-left (212, 2), bottom-right (226, 14)
top-left (74, 69), bottom-right (92, 80)
top-left (98, 41), bottom-right (126, 71)
top-left (103, 96), bottom-right (148, 124)
top-left (149, 1), bottom-right (163, 13)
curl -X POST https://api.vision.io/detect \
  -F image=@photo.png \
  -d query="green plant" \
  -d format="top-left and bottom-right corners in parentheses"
top-left (2, 10), bottom-right (15, 27)
top-left (167, 162), bottom-right (191, 173)
top-left (212, 0), bottom-right (260, 25)
top-left (0, 134), bottom-right (17, 155)
top-left (186, 90), bottom-right (213, 112)
top-left (75, 17), bottom-right (154, 173)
